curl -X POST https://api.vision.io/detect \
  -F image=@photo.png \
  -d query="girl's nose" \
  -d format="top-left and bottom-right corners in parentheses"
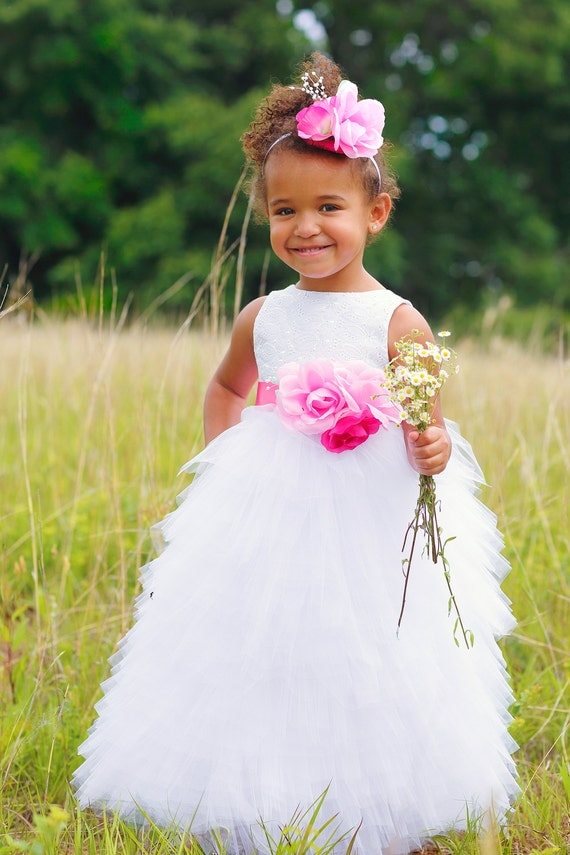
top-left (294, 213), bottom-right (320, 238)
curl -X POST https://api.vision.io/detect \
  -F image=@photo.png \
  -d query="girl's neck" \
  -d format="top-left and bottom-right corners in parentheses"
top-left (296, 270), bottom-right (384, 293)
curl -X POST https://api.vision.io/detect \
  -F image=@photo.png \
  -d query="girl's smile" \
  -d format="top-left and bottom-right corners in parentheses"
top-left (265, 150), bottom-right (390, 291)
top-left (290, 244), bottom-right (332, 256)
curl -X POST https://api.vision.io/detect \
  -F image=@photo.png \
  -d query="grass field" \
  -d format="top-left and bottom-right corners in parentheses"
top-left (0, 310), bottom-right (568, 854)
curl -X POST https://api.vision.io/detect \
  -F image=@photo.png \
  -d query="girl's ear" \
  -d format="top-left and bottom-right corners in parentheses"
top-left (368, 193), bottom-right (392, 235)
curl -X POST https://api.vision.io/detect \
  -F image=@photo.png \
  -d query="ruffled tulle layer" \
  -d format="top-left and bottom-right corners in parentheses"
top-left (73, 408), bottom-right (518, 854)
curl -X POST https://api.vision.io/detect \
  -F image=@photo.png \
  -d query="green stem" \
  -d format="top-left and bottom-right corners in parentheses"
top-left (396, 509), bottom-right (422, 634)
top-left (397, 473), bottom-right (473, 648)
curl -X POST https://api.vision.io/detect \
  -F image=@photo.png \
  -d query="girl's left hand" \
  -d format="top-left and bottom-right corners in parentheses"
top-left (403, 423), bottom-right (452, 476)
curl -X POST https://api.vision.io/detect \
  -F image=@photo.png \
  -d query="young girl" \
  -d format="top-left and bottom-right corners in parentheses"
top-left (73, 54), bottom-right (518, 853)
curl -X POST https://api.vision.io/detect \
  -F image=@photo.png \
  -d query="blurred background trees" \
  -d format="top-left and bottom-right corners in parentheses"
top-left (0, 0), bottom-right (568, 318)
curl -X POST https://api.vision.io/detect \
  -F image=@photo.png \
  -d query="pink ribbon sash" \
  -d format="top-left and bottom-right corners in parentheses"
top-left (255, 381), bottom-right (278, 406)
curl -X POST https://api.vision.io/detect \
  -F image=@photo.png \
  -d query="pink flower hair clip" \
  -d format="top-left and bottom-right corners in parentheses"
top-left (297, 76), bottom-right (385, 160)
top-left (263, 73), bottom-right (385, 186)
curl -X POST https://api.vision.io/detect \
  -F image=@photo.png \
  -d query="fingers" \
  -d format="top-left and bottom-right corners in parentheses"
top-left (406, 425), bottom-right (451, 475)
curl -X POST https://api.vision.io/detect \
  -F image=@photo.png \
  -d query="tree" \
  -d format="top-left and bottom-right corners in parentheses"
top-left (0, 0), bottom-right (568, 317)
top-left (0, 0), bottom-right (308, 308)
top-left (296, 0), bottom-right (570, 315)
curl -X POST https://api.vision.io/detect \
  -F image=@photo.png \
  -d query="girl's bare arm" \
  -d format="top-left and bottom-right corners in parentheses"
top-left (203, 298), bottom-right (265, 444)
top-left (388, 303), bottom-right (452, 476)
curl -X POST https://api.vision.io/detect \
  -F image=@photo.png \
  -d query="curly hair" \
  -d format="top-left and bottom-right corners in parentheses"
top-left (241, 52), bottom-right (400, 220)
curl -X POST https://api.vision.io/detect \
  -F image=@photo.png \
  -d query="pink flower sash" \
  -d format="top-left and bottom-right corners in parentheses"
top-left (255, 360), bottom-right (401, 453)
top-left (255, 382), bottom-right (278, 406)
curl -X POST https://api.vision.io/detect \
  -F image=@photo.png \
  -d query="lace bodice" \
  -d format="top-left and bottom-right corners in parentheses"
top-left (254, 285), bottom-right (409, 382)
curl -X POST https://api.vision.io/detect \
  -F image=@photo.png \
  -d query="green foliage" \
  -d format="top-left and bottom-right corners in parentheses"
top-left (0, 0), bottom-right (308, 309)
top-left (1, 805), bottom-right (69, 854)
top-left (302, 0), bottom-right (570, 315)
top-left (442, 294), bottom-right (570, 354)
top-left (0, 0), bottom-right (569, 316)
top-left (259, 788), bottom-right (360, 855)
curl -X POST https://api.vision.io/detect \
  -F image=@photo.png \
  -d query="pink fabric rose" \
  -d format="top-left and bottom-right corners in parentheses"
top-left (321, 409), bottom-right (381, 453)
top-left (295, 100), bottom-right (335, 144)
top-left (296, 81), bottom-right (385, 159)
top-left (276, 359), bottom-right (348, 434)
top-left (333, 361), bottom-right (397, 427)
top-left (275, 359), bottom-right (401, 452)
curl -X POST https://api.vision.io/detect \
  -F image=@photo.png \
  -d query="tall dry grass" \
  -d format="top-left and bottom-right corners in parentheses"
top-left (0, 308), bottom-right (568, 853)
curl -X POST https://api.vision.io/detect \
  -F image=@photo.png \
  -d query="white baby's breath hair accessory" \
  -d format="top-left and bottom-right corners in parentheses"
top-left (300, 70), bottom-right (327, 101)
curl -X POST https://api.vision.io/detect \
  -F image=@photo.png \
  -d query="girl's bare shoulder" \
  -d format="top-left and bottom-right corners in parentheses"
top-left (388, 302), bottom-right (436, 359)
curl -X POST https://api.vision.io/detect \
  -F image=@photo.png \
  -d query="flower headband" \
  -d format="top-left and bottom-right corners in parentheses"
top-left (263, 72), bottom-right (385, 186)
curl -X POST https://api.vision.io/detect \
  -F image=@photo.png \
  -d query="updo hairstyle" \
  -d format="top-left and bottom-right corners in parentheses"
top-left (242, 52), bottom-right (400, 220)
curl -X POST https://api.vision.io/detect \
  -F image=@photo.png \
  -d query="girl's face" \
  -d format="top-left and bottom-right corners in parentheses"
top-left (265, 149), bottom-right (390, 291)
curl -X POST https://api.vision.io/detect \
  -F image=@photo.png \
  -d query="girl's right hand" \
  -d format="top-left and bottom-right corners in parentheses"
top-left (403, 423), bottom-right (452, 475)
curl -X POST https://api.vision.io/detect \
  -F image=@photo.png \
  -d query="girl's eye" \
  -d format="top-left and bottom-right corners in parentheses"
top-left (321, 203), bottom-right (340, 212)
top-left (274, 207), bottom-right (294, 216)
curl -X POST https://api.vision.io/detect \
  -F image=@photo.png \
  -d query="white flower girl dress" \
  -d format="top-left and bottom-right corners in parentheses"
top-left (73, 285), bottom-right (518, 853)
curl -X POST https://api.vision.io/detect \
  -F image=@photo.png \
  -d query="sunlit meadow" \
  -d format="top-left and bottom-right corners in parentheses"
top-left (0, 300), bottom-right (568, 853)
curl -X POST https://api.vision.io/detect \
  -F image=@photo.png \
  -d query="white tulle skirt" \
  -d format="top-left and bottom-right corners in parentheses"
top-left (73, 407), bottom-right (518, 854)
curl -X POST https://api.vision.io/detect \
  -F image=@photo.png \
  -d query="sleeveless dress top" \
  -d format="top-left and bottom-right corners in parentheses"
top-left (73, 284), bottom-right (518, 855)
top-left (255, 285), bottom-right (408, 381)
